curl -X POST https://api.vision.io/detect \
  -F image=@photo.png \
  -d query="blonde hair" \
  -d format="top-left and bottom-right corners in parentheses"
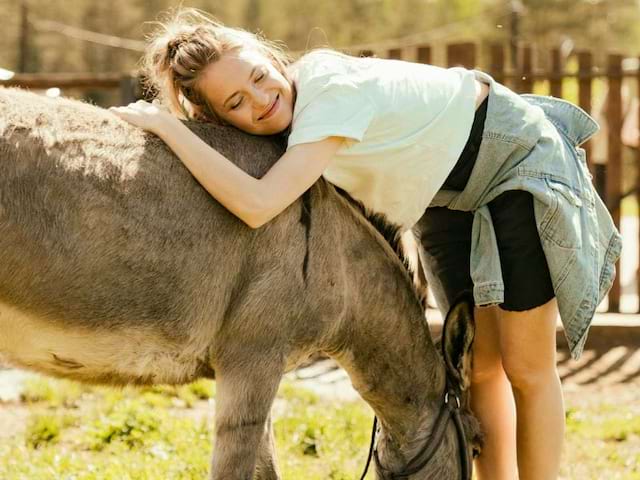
top-left (142, 8), bottom-right (293, 122)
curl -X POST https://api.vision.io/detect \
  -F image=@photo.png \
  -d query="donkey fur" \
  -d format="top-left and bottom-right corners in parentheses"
top-left (0, 88), bottom-right (479, 479)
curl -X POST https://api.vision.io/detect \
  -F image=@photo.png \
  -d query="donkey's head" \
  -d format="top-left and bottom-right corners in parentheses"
top-left (371, 293), bottom-right (482, 480)
top-left (411, 293), bottom-right (483, 479)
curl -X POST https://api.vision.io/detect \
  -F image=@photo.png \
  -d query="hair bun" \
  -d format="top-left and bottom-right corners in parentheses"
top-left (166, 38), bottom-right (184, 60)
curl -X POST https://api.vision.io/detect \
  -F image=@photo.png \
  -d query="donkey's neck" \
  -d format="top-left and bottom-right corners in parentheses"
top-left (328, 219), bottom-right (447, 460)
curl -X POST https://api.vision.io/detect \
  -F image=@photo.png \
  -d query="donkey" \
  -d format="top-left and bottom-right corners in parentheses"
top-left (0, 88), bottom-right (481, 479)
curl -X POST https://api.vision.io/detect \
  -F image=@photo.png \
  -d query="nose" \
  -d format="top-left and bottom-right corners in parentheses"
top-left (252, 87), bottom-right (270, 108)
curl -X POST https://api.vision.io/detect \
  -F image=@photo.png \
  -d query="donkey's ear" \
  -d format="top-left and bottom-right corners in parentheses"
top-left (442, 293), bottom-right (475, 391)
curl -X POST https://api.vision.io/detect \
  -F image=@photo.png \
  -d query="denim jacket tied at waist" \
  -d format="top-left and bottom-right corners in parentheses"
top-left (429, 70), bottom-right (622, 360)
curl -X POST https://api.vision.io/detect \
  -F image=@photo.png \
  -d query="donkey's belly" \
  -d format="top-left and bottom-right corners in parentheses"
top-left (0, 300), bottom-right (212, 386)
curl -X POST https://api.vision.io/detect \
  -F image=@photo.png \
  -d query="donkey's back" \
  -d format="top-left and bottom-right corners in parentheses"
top-left (0, 89), bottom-right (323, 386)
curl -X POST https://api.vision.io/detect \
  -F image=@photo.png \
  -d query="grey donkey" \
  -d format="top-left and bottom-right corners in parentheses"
top-left (0, 88), bottom-right (482, 479)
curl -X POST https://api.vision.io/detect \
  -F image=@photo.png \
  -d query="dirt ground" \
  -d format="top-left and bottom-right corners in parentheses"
top-left (286, 318), bottom-right (640, 404)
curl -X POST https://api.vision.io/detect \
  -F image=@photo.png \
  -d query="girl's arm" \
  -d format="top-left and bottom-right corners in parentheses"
top-left (158, 120), bottom-right (343, 228)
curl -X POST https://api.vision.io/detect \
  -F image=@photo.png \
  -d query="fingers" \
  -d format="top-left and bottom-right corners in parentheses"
top-left (109, 100), bottom-right (148, 111)
top-left (108, 106), bottom-right (133, 121)
top-left (107, 100), bottom-right (171, 134)
top-left (110, 99), bottom-right (164, 112)
top-left (151, 98), bottom-right (170, 113)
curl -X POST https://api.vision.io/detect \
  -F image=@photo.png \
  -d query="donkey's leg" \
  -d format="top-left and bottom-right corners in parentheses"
top-left (209, 361), bottom-right (284, 480)
top-left (254, 413), bottom-right (281, 480)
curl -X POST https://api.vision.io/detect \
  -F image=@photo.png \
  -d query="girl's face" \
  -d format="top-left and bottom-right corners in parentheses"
top-left (198, 48), bottom-right (294, 135)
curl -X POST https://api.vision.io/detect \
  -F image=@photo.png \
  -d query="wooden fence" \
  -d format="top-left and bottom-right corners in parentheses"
top-left (0, 73), bottom-right (140, 104)
top-left (2, 41), bottom-right (639, 312)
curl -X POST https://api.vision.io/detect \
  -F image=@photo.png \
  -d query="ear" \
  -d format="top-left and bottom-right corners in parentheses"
top-left (442, 292), bottom-right (476, 391)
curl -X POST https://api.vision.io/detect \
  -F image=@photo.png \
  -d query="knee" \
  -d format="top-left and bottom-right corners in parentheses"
top-left (501, 352), bottom-right (557, 392)
top-left (470, 350), bottom-right (504, 384)
top-left (470, 306), bottom-right (505, 385)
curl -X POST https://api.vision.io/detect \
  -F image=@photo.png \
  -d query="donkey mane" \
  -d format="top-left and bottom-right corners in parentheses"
top-left (333, 185), bottom-right (422, 299)
top-left (325, 183), bottom-right (423, 303)
top-left (332, 186), bottom-right (404, 254)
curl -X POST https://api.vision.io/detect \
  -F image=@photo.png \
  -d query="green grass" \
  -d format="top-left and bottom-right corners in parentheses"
top-left (564, 404), bottom-right (640, 479)
top-left (0, 376), bottom-right (638, 479)
top-left (0, 377), bottom-right (375, 479)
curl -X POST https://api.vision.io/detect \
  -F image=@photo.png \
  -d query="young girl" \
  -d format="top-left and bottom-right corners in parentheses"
top-left (110, 9), bottom-right (621, 480)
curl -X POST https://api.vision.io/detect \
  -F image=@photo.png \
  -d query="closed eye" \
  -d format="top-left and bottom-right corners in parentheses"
top-left (231, 97), bottom-right (243, 110)
top-left (230, 70), bottom-right (266, 110)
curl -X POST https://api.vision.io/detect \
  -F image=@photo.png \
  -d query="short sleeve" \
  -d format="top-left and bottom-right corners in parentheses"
top-left (287, 79), bottom-right (376, 150)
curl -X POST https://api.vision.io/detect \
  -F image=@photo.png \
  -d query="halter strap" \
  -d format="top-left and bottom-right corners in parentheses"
top-left (358, 381), bottom-right (471, 480)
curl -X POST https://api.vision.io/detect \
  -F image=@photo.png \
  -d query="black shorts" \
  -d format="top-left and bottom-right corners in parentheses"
top-left (415, 98), bottom-right (555, 312)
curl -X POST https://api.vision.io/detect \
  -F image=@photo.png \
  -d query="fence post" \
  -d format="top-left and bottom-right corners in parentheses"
top-left (606, 54), bottom-right (623, 312)
top-left (446, 42), bottom-right (476, 68)
top-left (636, 56), bottom-right (640, 312)
top-left (18, 1), bottom-right (30, 73)
top-left (549, 48), bottom-right (562, 98)
top-left (388, 48), bottom-right (402, 60)
top-left (578, 52), bottom-right (595, 177)
top-left (416, 46), bottom-right (432, 65)
top-left (520, 46), bottom-right (533, 93)
top-left (119, 74), bottom-right (139, 104)
top-left (489, 44), bottom-right (505, 85)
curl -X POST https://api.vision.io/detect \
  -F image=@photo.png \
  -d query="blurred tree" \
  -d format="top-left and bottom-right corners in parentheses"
top-left (511, 0), bottom-right (640, 54)
top-left (245, 0), bottom-right (261, 32)
top-left (0, 0), bottom-right (638, 75)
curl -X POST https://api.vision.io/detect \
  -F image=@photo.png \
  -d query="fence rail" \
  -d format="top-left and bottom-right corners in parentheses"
top-left (2, 41), bottom-right (639, 313)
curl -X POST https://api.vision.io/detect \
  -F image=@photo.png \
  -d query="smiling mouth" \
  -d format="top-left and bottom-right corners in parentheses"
top-left (259, 94), bottom-right (279, 121)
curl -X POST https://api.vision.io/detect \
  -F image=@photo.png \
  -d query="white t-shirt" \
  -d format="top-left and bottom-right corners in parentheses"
top-left (286, 50), bottom-right (477, 230)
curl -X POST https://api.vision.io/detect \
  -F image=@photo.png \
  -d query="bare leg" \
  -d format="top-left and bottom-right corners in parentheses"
top-left (500, 298), bottom-right (564, 480)
top-left (470, 305), bottom-right (518, 480)
top-left (209, 361), bottom-right (283, 480)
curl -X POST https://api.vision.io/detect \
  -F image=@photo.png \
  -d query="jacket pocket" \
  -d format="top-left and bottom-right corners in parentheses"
top-left (538, 179), bottom-right (583, 250)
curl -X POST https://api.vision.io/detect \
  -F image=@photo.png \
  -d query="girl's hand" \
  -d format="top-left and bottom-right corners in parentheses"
top-left (109, 99), bottom-right (176, 135)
